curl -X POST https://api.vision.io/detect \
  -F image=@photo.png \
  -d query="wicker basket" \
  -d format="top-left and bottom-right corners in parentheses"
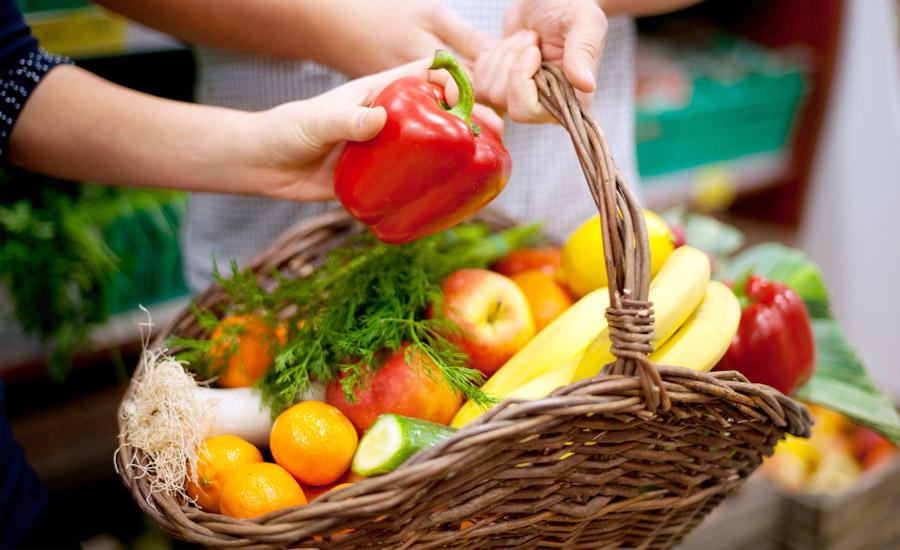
top-left (116, 64), bottom-right (812, 549)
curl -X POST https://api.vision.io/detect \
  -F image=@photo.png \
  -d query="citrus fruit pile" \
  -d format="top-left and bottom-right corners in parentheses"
top-left (187, 401), bottom-right (359, 519)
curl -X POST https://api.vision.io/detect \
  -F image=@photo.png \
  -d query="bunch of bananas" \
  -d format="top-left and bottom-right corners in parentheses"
top-left (451, 218), bottom-right (741, 429)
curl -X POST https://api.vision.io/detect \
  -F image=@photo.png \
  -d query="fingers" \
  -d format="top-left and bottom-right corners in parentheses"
top-left (431, 2), bottom-right (497, 61)
top-left (471, 104), bottom-right (505, 135)
top-left (471, 30), bottom-right (553, 124)
top-left (473, 31), bottom-right (538, 110)
top-left (347, 58), bottom-right (434, 104)
top-left (507, 45), bottom-right (554, 123)
top-left (561, 9), bottom-right (607, 94)
top-left (426, 59), bottom-right (504, 135)
top-left (426, 66), bottom-right (461, 110)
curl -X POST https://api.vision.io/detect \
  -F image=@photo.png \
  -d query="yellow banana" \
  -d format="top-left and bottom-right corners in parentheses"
top-left (648, 280), bottom-right (740, 372)
top-left (504, 354), bottom-right (582, 400)
top-left (572, 245), bottom-right (711, 381)
top-left (451, 355), bottom-right (584, 428)
top-left (449, 288), bottom-right (610, 428)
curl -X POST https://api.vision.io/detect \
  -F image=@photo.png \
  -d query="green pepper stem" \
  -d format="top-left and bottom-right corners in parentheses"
top-left (430, 49), bottom-right (481, 136)
top-left (734, 265), bottom-right (754, 310)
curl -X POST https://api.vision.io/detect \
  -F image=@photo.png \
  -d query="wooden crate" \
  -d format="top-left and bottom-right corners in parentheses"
top-left (676, 457), bottom-right (900, 550)
top-left (675, 478), bottom-right (784, 550)
top-left (780, 459), bottom-right (900, 550)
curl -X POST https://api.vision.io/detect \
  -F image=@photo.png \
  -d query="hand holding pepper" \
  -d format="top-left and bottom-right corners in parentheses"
top-left (334, 50), bottom-right (512, 244)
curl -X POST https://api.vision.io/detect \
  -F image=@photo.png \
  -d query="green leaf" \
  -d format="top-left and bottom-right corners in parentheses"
top-left (722, 242), bottom-right (830, 318)
top-left (725, 243), bottom-right (900, 445)
top-left (682, 213), bottom-right (744, 258)
top-left (795, 319), bottom-right (900, 446)
top-left (661, 208), bottom-right (744, 261)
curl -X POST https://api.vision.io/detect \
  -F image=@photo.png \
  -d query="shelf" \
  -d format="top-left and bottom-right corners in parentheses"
top-left (0, 295), bottom-right (190, 379)
top-left (641, 151), bottom-right (791, 211)
top-left (23, 6), bottom-right (185, 59)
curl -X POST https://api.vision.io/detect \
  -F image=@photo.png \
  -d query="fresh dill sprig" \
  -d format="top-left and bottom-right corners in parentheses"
top-left (174, 221), bottom-right (542, 416)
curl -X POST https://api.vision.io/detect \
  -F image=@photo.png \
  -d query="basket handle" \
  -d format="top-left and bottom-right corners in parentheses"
top-left (534, 63), bottom-right (670, 412)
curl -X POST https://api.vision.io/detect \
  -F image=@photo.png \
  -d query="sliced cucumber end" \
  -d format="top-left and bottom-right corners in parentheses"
top-left (352, 414), bottom-right (405, 477)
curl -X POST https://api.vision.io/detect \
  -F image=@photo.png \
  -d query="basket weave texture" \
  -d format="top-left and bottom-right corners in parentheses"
top-left (116, 64), bottom-right (811, 549)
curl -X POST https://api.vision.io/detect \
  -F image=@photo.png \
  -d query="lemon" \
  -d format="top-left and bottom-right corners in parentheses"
top-left (557, 210), bottom-right (675, 298)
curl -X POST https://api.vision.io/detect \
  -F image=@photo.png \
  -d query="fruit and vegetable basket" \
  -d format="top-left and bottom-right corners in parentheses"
top-left (115, 62), bottom-right (818, 549)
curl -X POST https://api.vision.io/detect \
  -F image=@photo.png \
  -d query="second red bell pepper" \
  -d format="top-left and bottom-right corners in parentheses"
top-left (713, 274), bottom-right (816, 395)
top-left (333, 50), bottom-right (511, 244)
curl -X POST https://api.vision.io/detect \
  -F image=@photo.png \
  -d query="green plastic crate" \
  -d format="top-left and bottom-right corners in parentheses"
top-left (636, 71), bottom-right (806, 177)
top-left (102, 196), bottom-right (189, 314)
top-left (635, 29), bottom-right (809, 178)
top-left (15, 0), bottom-right (88, 13)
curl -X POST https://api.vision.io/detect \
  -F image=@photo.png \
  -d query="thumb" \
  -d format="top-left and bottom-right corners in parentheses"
top-left (562, 14), bottom-right (607, 94)
top-left (301, 106), bottom-right (387, 149)
top-left (347, 106), bottom-right (388, 142)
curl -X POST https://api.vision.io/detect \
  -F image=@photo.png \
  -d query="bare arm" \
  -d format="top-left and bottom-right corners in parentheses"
top-left (600, 0), bottom-right (706, 17)
top-left (7, 60), bottom-right (497, 202)
top-left (8, 65), bottom-right (264, 196)
top-left (93, 0), bottom-right (490, 78)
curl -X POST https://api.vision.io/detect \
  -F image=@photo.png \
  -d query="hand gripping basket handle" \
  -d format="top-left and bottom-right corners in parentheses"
top-left (534, 63), bottom-right (668, 412)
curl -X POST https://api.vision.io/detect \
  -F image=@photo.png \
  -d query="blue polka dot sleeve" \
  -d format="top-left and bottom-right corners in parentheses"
top-left (1, 0), bottom-right (73, 162)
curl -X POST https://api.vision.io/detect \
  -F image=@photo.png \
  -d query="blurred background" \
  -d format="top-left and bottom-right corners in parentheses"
top-left (1, 0), bottom-right (898, 548)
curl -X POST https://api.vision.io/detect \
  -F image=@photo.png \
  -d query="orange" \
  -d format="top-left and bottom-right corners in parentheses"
top-left (301, 469), bottom-right (366, 501)
top-left (269, 401), bottom-right (359, 486)
top-left (491, 248), bottom-right (561, 278)
top-left (510, 269), bottom-right (576, 332)
top-left (219, 462), bottom-right (307, 519)
top-left (210, 314), bottom-right (287, 388)
top-left (185, 435), bottom-right (264, 513)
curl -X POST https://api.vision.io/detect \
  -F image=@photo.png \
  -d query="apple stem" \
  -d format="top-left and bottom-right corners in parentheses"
top-left (487, 297), bottom-right (504, 324)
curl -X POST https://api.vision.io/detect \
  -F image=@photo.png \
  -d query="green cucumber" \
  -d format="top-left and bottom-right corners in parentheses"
top-left (352, 414), bottom-right (457, 476)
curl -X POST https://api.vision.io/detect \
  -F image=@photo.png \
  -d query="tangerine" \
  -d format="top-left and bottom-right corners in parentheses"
top-left (185, 435), bottom-right (264, 513)
top-left (219, 462), bottom-right (307, 519)
top-left (270, 401), bottom-right (359, 486)
top-left (491, 248), bottom-right (561, 278)
top-left (510, 269), bottom-right (575, 332)
top-left (210, 314), bottom-right (287, 388)
top-left (301, 469), bottom-right (366, 501)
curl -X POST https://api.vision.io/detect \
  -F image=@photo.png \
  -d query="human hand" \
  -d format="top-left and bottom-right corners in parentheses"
top-left (471, 30), bottom-right (551, 123)
top-left (314, 0), bottom-right (493, 78)
top-left (475, 0), bottom-right (607, 122)
top-left (245, 58), bottom-right (505, 202)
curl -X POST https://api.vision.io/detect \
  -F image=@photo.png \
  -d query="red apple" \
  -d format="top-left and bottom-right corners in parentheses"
top-left (428, 268), bottom-right (535, 377)
top-left (325, 344), bottom-right (462, 435)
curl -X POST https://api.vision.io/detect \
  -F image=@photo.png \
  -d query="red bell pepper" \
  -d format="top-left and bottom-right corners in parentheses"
top-left (713, 274), bottom-right (816, 395)
top-left (333, 50), bottom-right (511, 244)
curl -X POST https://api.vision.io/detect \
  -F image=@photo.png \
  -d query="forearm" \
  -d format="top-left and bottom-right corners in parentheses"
top-left (599, 0), bottom-right (705, 17)
top-left (93, 0), bottom-right (366, 71)
top-left (7, 65), bottom-right (263, 195)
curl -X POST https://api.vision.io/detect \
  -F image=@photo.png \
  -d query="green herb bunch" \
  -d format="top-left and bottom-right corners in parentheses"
top-left (174, 221), bottom-right (542, 416)
top-left (0, 169), bottom-right (187, 378)
top-left (0, 175), bottom-right (113, 378)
